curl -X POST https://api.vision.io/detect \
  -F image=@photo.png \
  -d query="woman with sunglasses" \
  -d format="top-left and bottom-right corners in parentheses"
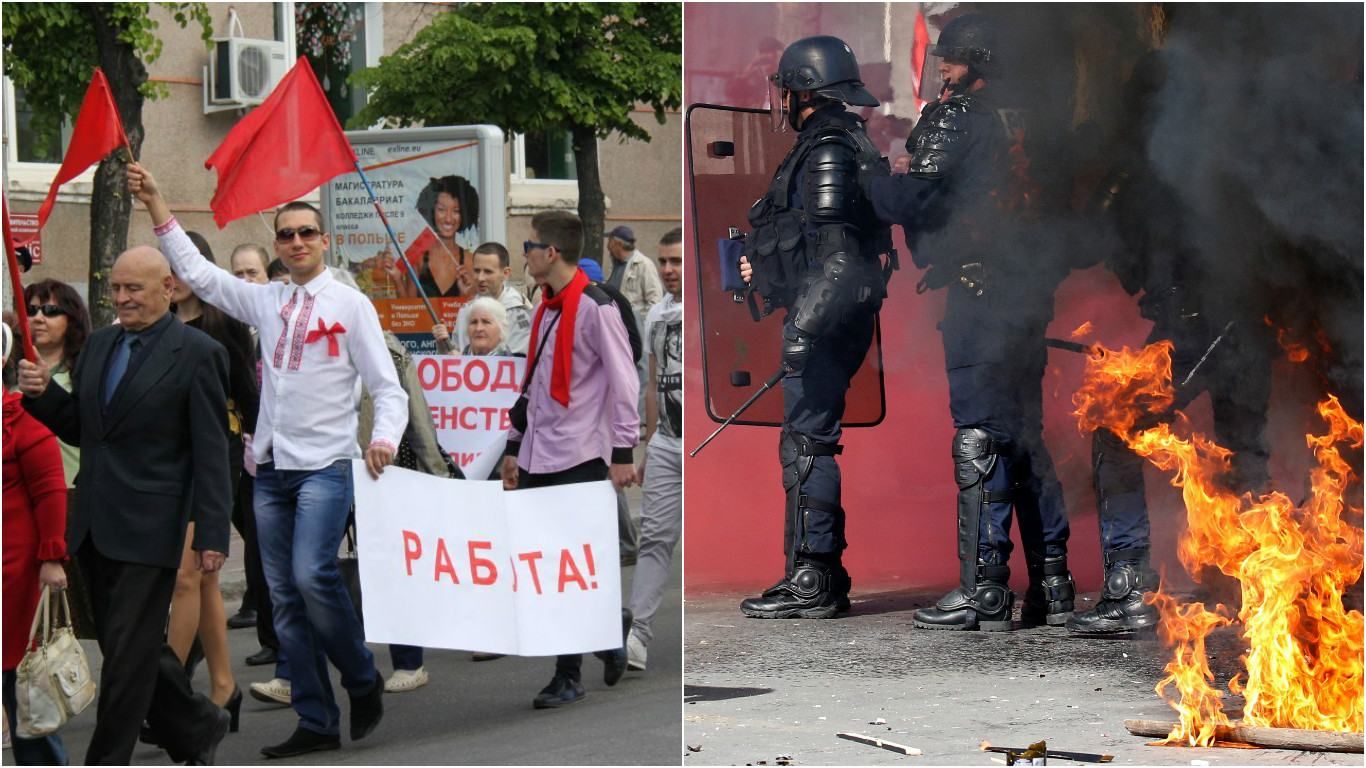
top-left (21, 281), bottom-right (97, 640)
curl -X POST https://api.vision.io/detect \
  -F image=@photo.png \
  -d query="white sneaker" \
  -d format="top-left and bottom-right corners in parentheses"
top-left (384, 667), bottom-right (430, 693)
top-left (626, 630), bottom-right (648, 671)
top-left (249, 678), bottom-right (291, 706)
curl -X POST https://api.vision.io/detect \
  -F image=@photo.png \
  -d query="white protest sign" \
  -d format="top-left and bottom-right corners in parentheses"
top-left (351, 462), bottom-right (621, 656)
top-left (413, 354), bottom-right (525, 479)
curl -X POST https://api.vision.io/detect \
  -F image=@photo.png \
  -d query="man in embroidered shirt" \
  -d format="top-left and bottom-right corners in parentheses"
top-left (501, 210), bottom-right (640, 709)
top-left (129, 162), bottom-right (407, 759)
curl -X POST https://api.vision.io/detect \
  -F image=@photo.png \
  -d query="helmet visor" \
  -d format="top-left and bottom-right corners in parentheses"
top-left (766, 74), bottom-right (790, 133)
top-left (918, 48), bottom-right (948, 102)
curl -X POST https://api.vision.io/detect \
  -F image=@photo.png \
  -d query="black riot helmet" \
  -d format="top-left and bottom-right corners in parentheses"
top-left (920, 13), bottom-right (1000, 100)
top-left (768, 35), bottom-right (879, 132)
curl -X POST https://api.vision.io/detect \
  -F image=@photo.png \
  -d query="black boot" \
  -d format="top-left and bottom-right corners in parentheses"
top-left (913, 563), bottom-right (1013, 631)
top-left (832, 562), bottom-right (852, 614)
top-left (1067, 553), bottom-right (1158, 635)
top-left (739, 560), bottom-right (839, 619)
top-left (1021, 552), bottom-right (1075, 626)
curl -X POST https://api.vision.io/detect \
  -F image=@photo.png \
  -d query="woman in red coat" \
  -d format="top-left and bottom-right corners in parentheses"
top-left (2, 321), bottom-right (70, 765)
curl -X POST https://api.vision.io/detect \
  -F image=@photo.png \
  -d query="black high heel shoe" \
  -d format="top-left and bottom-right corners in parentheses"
top-left (223, 686), bottom-right (242, 733)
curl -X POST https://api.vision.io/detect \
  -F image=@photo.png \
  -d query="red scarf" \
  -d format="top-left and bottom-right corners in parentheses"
top-left (527, 268), bottom-right (590, 407)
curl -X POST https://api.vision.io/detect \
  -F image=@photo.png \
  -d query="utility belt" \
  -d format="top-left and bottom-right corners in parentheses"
top-left (918, 261), bottom-right (986, 297)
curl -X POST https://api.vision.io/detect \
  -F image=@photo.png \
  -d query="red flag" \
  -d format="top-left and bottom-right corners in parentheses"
top-left (205, 57), bottom-right (357, 228)
top-left (3, 195), bottom-right (39, 363)
top-left (22, 68), bottom-right (130, 242)
top-left (911, 9), bottom-right (930, 113)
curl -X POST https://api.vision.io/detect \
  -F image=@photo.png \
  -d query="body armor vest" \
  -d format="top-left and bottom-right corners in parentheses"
top-left (743, 112), bottom-right (894, 315)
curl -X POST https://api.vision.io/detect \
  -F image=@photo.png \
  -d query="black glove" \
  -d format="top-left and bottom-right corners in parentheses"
top-left (781, 326), bottom-right (812, 373)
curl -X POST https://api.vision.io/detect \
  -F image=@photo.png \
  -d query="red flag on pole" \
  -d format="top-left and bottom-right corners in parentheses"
top-left (3, 194), bottom-right (39, 363)
top-left (21, 68), bottom-right (130, 243)
top-left (911, 9), bottom-right (931, 113)
top-left (205, 57), bottom-right (357, 228)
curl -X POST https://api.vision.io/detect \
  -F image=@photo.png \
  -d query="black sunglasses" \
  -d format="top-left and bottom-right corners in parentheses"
top-left (275, 226), bottom-right (322, 244)
top-left (27, 304), bottom-right (66, 319)
top-left (523, 240), bottom-right (552, 256)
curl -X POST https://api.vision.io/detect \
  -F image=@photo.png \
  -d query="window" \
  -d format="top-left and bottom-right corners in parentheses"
top-left (512, 130), bottom-right (579, 182)
top-left (294, 2), bottom-right (383, 126)
top-left (3, 80), bottom-right (73, 166)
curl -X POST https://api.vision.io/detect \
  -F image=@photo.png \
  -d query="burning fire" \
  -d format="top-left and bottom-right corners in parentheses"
top-left (1073, 342), bottom-right (1364, 745)
top-left (1275, 327), bottom-right (1310, 363)
top-left (1071, 321), bottom-right (1095, 340)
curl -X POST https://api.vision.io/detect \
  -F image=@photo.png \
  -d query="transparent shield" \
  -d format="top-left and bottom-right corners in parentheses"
top-left (686, 103), bottom-right (886, 428)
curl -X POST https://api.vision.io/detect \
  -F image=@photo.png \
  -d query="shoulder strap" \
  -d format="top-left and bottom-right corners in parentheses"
top-left (521, 310), bottom-right (562, 390)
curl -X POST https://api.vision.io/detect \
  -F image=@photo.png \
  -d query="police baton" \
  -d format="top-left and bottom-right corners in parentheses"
top-left (689, 367), bottom-right (786, 458)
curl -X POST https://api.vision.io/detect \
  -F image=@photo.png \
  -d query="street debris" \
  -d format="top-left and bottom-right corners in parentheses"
top-left (981, 739), bottom-right (1114, 763)
top-left (1123, 719), bottom-right (1365, 754)
top-left (837, 732), bottom-right (922, 756)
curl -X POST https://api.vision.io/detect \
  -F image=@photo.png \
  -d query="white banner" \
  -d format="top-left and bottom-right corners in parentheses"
top-left (413, 354), bottom-right (525, 480)
top-left (351, 462), bottom-right (621, 656)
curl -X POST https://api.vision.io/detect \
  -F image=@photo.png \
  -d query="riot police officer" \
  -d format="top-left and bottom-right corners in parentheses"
top-left (1068, 52), bottom-right (1275, 635)
top-left (867, 14), bottom-right (1075, 631)
top-left (736, 35), bottom-right (892, 619)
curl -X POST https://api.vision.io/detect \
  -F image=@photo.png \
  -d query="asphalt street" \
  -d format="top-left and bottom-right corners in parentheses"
top-left (684, 587), bottom-right (1361, 767)
top-left (42, 534), bottom-right (682, 765)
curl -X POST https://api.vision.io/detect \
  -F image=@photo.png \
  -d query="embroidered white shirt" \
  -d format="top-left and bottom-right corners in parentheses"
top-left (158, 221), bottom-right (408, 471)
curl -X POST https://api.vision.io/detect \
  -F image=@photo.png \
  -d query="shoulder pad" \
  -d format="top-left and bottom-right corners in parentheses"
top-left (583, 283), bottom-right (615, 306)
top-left (926, 98), bottom-right (974, 133)
top-left (908, 99), bottom-right (975, 179)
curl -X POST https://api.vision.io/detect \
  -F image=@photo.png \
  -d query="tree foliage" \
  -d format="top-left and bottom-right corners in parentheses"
top-left (3, 3), bottom-right (212, 154)
top-left (350, 2), bottom-right (681, 259)
top-left (2, 3), bottom-right (211, 324)
top-left (351, 3), bottom-right (681, 139)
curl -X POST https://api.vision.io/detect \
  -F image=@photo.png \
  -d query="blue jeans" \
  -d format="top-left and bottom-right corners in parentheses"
top-left (389, 645), bottom-right (423, 671)
top-left (256, 460), bottom-right (377, 736)
top-left (3, 669), bottom-right (69, 765)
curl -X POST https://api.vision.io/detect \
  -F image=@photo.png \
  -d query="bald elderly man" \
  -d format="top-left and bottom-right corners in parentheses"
top-left (19, 247), bottom-right (234, 765)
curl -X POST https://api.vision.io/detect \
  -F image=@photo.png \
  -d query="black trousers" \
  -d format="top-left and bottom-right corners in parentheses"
top-left (238, 471), bottom-right (278, 651)
top-left (517, 459), bottom-right (610, 680)
top-left (78, 541), bottom-right (220, 765)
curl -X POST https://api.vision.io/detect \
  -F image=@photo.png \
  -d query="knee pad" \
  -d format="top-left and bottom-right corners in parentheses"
top-left (952, 427), bottom-right (1000, 489)
top-left (780, 430), bottom-right (841, 491)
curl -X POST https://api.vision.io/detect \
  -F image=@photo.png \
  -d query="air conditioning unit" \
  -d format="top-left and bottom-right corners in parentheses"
top-left (207, 37), bottom-right (288, 107)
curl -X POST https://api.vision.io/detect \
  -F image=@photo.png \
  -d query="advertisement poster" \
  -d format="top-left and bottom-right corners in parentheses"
top-left (322, 126), bottom-right (506, 354)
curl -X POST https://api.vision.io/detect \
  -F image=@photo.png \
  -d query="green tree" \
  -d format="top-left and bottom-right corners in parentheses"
top-left (351, 2), bottom-right (681, 260)
top-left (3, 3), bottom-right (211, 325)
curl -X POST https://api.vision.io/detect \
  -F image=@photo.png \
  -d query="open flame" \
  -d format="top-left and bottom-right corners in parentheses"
top-left (1073, 342), bottom-right (1364, 745)
top-left (1071, 321), bottom-right (1095, 340)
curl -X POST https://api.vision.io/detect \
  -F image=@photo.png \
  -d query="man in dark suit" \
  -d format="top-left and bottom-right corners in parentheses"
top-left (18, 246), bottom-right (233, 765)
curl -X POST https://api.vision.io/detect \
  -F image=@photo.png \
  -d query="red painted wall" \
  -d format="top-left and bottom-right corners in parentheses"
top-left (682, 2), bottom-right (1328, 595)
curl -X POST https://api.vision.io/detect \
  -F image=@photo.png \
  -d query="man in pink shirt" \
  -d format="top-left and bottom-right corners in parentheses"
top-left (501, 209), bottom-right (639, 708)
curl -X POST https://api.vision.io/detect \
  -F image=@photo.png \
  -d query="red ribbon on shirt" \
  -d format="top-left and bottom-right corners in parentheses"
top-left (305, 318), bottom-right (346, 357)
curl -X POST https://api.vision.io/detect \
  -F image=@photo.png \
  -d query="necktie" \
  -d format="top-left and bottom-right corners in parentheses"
top-left (104, 335), bottom-right (142, 406)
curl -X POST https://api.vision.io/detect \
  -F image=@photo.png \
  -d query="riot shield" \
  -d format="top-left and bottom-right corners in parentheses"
top-left (687, 103), bottom-right (886, 427)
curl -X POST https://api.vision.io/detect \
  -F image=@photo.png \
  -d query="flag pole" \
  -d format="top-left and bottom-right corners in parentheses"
top-left (2, 193), bottom-right (39, 363)
top-left (350, 160), bottom-right (455, 354)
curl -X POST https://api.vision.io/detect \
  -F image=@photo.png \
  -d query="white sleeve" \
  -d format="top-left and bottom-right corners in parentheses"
top-left (348, 297), bottom-right (408, 448)
top-left (158, 223), bottom-right (271, 327)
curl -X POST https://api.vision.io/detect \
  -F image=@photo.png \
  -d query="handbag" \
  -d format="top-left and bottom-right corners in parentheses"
top-left (15, 586), bottom-right (97, 738)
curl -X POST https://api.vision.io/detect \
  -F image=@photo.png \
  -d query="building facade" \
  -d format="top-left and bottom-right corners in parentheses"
top-left (4, 2), bottom-right (681, 304)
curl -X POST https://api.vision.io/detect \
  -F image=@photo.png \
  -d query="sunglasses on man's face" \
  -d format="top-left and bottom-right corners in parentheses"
top-left (275, 226), bottom-right (322, 244)
top-left (523, 240), bottom-right (551, 256)
top-left (27, 304), bottom-right (66, 319)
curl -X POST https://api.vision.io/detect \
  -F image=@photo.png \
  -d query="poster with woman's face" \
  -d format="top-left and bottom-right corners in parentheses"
top-left (324, 135), bottom-right (485, 353)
